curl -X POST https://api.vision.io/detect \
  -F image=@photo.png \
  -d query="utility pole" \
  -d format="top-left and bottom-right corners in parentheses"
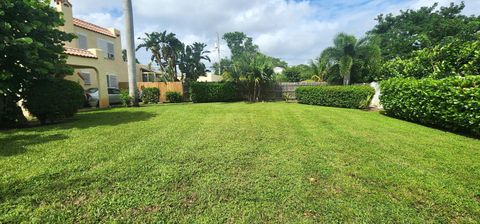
top-left (123, 0), bottom-right (139, 106)
top-left (216, 32), bottom-right (221, 75)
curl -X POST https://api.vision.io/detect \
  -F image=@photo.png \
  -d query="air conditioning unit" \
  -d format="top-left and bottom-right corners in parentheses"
top-left (107, 53), bottom-right (115, 60)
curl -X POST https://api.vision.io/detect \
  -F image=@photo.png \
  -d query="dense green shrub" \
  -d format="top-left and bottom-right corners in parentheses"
top-left (141, 87), bottom-right (160, 104)
top-left (120, 89), bottom-right (132, 107)
top-left (296, 85), bottom-right (375, 109)
top-left (190, 82), bottom-right (241, 103)
top-left (166, 91), bottom-right (182, 103)
top-left (23, 79), bottom-right (84, 124)
top-left (380, 76), bottom-right (480, 135)
top-left (378, 38), bottom-right (480, 80)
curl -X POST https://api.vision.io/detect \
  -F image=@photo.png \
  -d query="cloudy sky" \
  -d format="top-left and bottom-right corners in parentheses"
top-left (67, 0), bottom-right (479, 67)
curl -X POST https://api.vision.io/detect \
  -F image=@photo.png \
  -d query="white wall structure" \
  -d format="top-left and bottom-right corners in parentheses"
top-left (197, 72), bottom-right (223, 82)
top-left (370, 82), bottom-right (382, 109)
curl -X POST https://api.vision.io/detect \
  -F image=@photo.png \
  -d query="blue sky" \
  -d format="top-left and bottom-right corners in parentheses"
top-left (67, 0), bottom-right (479, 66)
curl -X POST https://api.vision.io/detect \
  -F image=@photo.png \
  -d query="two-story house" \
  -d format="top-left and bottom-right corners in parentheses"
top-left (54, 0), bottom-right (133, 108)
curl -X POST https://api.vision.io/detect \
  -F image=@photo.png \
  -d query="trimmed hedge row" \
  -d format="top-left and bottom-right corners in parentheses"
top-left (380, 76), bottom-right (480, 135)
top-left (190, 82), bottom-right (241, 103)
top-left (296, 85), bottom-right (375, 109)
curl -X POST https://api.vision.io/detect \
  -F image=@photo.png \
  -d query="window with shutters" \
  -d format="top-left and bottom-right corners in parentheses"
top-left (107, 75), bottom-right (118, 88)
top-left (79, 71), bottom-right (91, 85)
top-left (107, 42), bottom-right (115, 60)
top-left (97, 38), bottom-right (115, 60)
top-left (77, 33), bottom-right (88, 49)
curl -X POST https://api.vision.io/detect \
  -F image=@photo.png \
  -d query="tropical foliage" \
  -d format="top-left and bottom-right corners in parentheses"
top-left (0, 0), bottom-right (75, 127)
top-left (214, 32), bottom-right (277, 102)
top-left (179, 42), bottom-right (210, 97)
top-left (380, 76), bottom-right (480, 136)
top-left (136, 31), bottom-right (184, 81)
top-left (378, 36), bottom-right (480, 80)
top-left (368, 2), bottom-right (480, 60)
top-left (317, 33), bottom-right (381, 85)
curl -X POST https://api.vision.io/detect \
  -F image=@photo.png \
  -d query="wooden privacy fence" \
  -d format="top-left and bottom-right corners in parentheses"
top-left (137, 82), bottom-right (183, 103)
top-left (265, 82), bottom-right (327, 100)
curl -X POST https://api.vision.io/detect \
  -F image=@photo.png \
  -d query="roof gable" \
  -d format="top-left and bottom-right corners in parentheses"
top-left (73, 18), bottom-right (116, 38)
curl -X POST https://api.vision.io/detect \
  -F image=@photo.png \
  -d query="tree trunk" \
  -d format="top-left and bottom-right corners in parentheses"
top-left (123, 0), bottom-right (139, 106)
top-left (343, 72), bottom-right (351, 85)
top-left (0, 95), bottom-right (28, 128)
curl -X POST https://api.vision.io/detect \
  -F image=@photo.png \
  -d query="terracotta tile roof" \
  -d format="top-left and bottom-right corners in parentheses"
top-left (73, 18), bottom-right (116, 38)
top-left (64, 47), bottom-right (98, 59)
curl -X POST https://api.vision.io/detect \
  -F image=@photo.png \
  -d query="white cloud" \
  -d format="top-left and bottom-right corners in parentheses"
top-left (67, 0), bottom-right (479, 66)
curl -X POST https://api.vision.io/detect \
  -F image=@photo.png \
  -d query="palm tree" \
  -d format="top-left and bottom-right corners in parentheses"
top-left (179, 42), bottom-right (211, 97)
top-left (309, 56), bottom-right (329, 82)
top-left (137, 31), bottom-right (184, 81)
top-left (319, 33), bottom-right (356, 85)
top-left (231, 52), bottom-right (274, 101)
top-left (319, 33), bottom-right (381, 85)
top-left (123, 0), bottom-right (138, 106)
top-left (161, 32), bottom-right (183, 80)
top-left (136, 32), bottom-right (165, 72)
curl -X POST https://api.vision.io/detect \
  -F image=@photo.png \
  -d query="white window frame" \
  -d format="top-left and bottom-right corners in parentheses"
top-left (107, 74), bottom-right (118, 88)
top-left (97, 38), bottom-right (115, 60)
top-left (79, 70), bottom-right (92, 85)
top-left (77, 33), bottom-right (88, 50)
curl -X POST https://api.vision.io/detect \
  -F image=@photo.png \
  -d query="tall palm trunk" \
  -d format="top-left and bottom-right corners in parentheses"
top-left (123, 0), bottom-right (139, 106)
top-left (343, 72), bottom-right (351, 85)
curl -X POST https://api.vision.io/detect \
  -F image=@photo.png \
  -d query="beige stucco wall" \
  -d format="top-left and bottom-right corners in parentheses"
top-left (55, 0), bottom-right (130, 107)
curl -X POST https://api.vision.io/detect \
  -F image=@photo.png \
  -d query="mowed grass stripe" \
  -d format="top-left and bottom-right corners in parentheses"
top-left (0, 102), bottom-right (479, 223)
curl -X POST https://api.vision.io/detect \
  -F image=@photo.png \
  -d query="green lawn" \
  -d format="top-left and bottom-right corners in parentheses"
top-left (1, 102), bottom-right (479, 223)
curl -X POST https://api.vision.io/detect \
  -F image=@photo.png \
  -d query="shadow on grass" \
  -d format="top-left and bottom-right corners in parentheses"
top-left (12, 110), bottom-right (157, 131)
top-left (0, 111), bottom-right (157, 156)
top-left (0, 170), bottom-right (102, 206)
top-left (0, 134), bottom-right (68, 157)
top-left (379, 111), bottom-right (479, 140)
top-left (62, 110), bottom-right (156, 130)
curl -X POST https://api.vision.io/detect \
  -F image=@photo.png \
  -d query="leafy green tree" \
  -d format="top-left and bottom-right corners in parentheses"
top-left (379, 36), bottom-right (480, 79)
top-left (219, 32), bottom-right (278, 101)
top-left (137, 31), bottom-right (183, 81)
top-left (319, 33), bottom-right (356, 85)
top-left (179, 42), bottom-right (211, 97)
top-left (369, 2), bottom-right (480, 60)
top-left (319, 33), bottom-right (381, 85)
top-left (0, 0), bottom-right (75, 127)
top-left (231, 53), bottom-right (275, 101)
top-left (223, 32), bottom-right (259, 58)
top-left (213, 58), bottom-right (233, 76)
top-left (282, 67), bottom-right (301, 82)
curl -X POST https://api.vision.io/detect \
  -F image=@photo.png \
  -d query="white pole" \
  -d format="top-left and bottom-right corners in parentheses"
top-left (123, 0), bottom-right (139, 106)
top-left (217, 32), bottom-right (221, 75)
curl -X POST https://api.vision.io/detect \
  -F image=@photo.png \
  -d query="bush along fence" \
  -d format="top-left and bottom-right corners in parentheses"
top-left (190, 82), bottom-right (242, 103)
top-left (137, 82), bottom-right (183, 103)
top-left (380, 76), bottom-right (480, 136)
top-left (190, 81), bottom-right (327, 103)
top-left (166, 91), bottom-right (183, 103)
top-left (296, 85), bottom-right (375, 109)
